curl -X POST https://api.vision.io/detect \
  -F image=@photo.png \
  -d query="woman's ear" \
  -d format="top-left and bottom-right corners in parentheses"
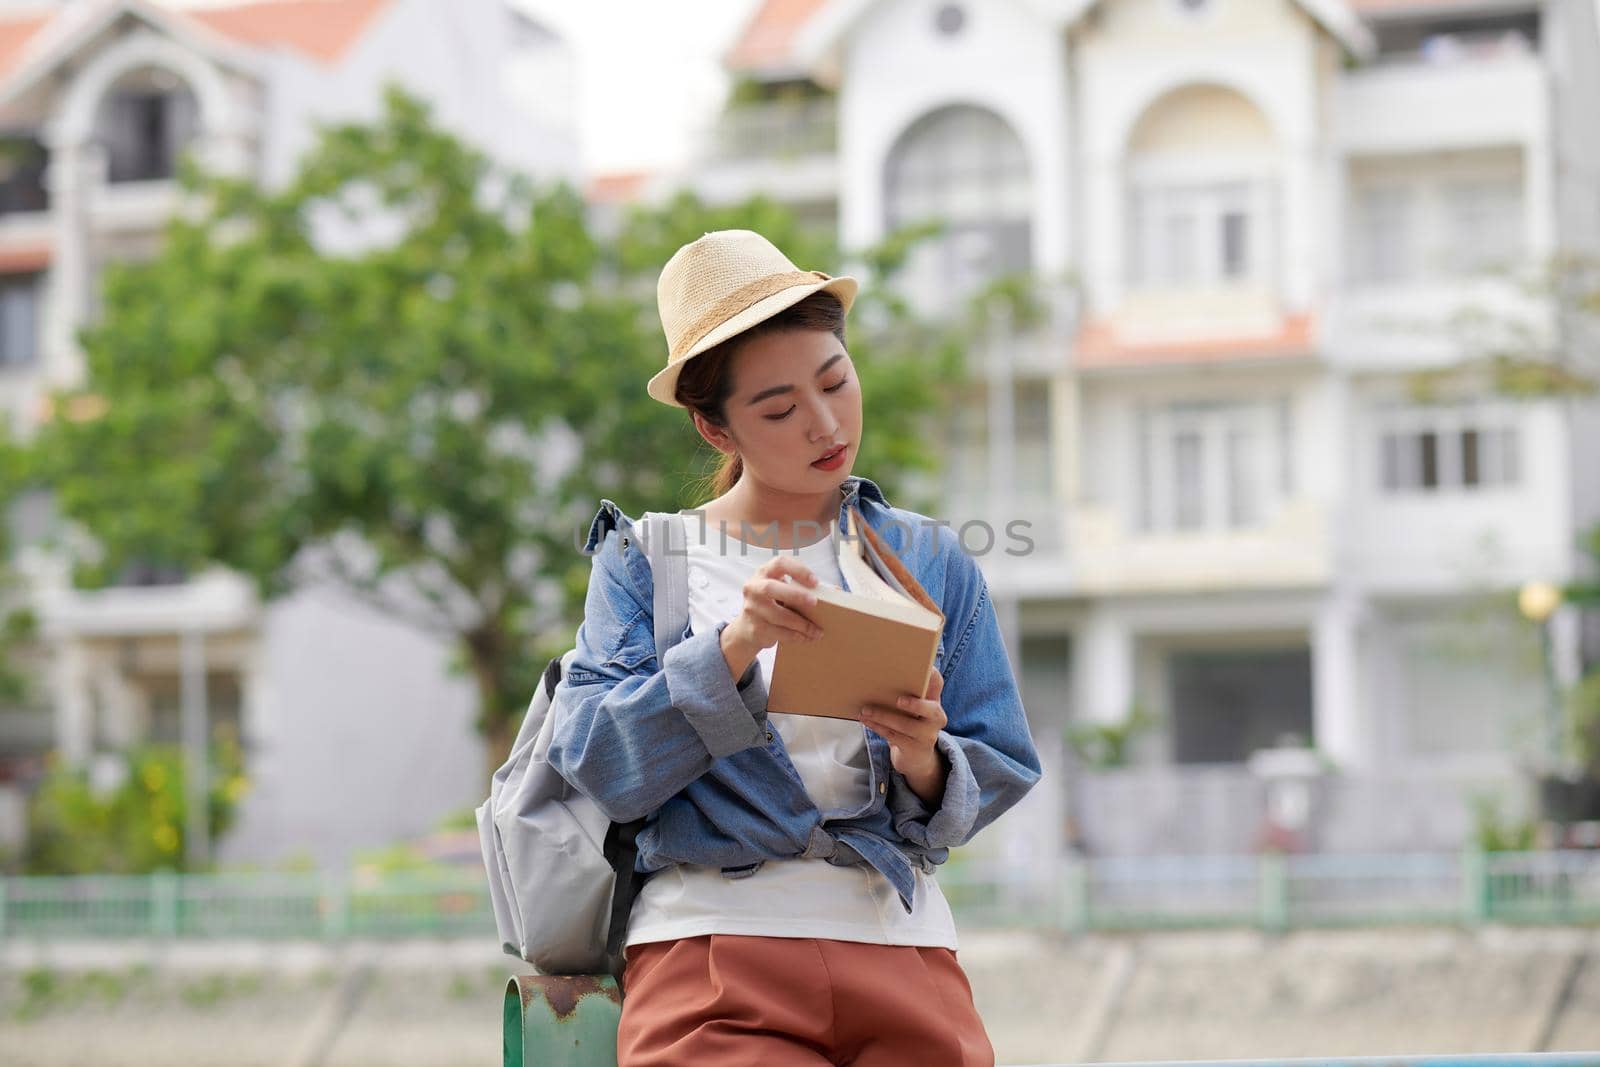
top-left (690, 410), bottom-right (737, 457)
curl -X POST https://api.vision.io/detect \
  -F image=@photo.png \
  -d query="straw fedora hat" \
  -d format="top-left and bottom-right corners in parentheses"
top-left (648, 229), bottom-right (858, 407)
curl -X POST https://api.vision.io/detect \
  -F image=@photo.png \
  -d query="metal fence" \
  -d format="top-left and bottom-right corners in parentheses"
top-left (0, 871), bottom-right (494, 940)
top-left (2, 849), bottom-right (1598, 941)
top-left (935, 848), bottom-right (1600, 932)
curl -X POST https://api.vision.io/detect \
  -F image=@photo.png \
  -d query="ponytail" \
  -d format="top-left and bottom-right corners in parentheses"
top-left (713, 453), bottom-right (744, 498)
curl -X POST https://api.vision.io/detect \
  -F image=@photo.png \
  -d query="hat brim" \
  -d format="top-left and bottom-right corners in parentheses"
top-left (647, 274), bottom-right (859, 408)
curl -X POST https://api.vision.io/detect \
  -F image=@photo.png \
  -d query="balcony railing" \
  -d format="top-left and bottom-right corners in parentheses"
top-left (703, 99), bottom-right (837, 163)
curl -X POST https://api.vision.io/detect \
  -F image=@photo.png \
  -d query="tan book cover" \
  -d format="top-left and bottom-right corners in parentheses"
top-left (766, 506), bottom-right (945, 719)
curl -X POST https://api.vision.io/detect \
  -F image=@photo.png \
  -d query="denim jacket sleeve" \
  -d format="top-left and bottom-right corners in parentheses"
top-left (886, 530), bottom-right (1042, 851)
top-left (545, 526), bottom-right (770, 822)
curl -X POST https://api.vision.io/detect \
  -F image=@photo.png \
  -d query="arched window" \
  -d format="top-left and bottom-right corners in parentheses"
top-left (1124, 85), bottom-right (1276, 290)
top-left (884, 105), bottom-right (1032, 312)
top-left (94, 66), bottom-right (199, 183)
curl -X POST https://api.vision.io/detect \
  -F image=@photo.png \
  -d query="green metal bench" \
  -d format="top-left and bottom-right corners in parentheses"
top-left (503, 974), bottom-right (1600, 1067)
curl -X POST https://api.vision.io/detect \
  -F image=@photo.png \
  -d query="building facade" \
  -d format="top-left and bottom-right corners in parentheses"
top-left (685, 0), bottom-right (1600, 867)
top-left (0, 0), bottom-right (579, 868)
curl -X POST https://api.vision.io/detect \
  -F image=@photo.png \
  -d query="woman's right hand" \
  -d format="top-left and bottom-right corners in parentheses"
top-left (720, 557), bottom-right (825, 679)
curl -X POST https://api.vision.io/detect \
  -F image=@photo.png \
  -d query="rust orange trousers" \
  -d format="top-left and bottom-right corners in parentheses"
top-left (617, 934), bottom-right (995, 1066)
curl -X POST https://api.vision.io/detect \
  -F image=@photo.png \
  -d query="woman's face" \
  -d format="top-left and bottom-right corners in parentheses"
top-left (693, 328), bottom-right (862, 497)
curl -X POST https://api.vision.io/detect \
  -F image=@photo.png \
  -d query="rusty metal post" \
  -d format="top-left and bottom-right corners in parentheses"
top-left (503, 974), bottom-right (621, 1067)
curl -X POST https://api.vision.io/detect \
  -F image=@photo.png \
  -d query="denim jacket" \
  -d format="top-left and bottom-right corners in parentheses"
top-left (546, 474), bottom-right (1042, 913)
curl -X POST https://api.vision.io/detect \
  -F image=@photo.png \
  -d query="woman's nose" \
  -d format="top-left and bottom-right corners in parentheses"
top-left (808, 403), bottom-right (839, 441)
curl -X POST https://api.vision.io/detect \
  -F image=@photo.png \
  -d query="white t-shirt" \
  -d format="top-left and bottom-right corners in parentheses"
top-left (624, 509), bottom-right (958, 950)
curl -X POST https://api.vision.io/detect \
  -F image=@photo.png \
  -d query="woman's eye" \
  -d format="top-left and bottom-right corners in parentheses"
top-left (765, 406), bottom-right (797, 421)
top-left (825, 378), bottom-right (848, 393)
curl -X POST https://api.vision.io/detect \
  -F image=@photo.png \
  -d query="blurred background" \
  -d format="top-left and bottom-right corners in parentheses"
top-left (0, 0), bottom-right (1599, 1063)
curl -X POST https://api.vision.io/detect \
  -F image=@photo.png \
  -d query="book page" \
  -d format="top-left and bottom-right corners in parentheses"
top-left (857, 520), bottom-right (917, 601)
top-left (837, 511), bottom-right (904, 604)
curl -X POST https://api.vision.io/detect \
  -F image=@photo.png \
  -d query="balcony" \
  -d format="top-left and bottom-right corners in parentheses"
top-left (37, 568), bottom-right (258, 640)
top-left (1327, 276), bottom-right (1553, 372)
top-left (689, 99), bottom-right (838, 207)
top-left (1067, 500), bottom-right (1330, 595)
top-left (1335, 51), bottom-right (1546, 155)
top-left (704, 98), bottom-right (836, 163)
top-left (88, 177), bottom-right (182, 233)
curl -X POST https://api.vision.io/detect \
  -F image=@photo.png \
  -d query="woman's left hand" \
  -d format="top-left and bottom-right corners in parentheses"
top-left (859, 667), bottom-right (946, 777)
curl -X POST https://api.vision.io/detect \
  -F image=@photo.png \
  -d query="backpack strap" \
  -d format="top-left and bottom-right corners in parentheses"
top-left (605, 510), bottom-right (691, 982)
top-left (644, 511), bottom-right (690, 657)
top-left (603, 818), bottom-right (642, 974)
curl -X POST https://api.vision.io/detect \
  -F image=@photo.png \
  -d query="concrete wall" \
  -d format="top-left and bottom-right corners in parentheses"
top-left (220, 582), bottom-right (485, 870)
top-left (261, 0), bottom-right (579, 191)
top-left (5, 927), bottom-right (1600, 1065)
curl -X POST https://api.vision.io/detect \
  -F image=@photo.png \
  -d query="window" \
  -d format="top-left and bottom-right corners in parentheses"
top-left (934, 4), bottom-right (966, 34)
top-left (942, 383), bottom-right (1052, 505)
top-left (1348, 150), bottom-right (1524, 284)
top-left (1169, 648), bottom-right (1314, 764)
top-left (1138, 398), bottom-right (1293, 533)
top-left (1385, 610), bottom-right (1540, 758)
top-left (1353, 185), bottom-right (1414, 283)
top-left (885, 105), bottom-right (1032, 312)
top-left (95, 69), bottom-right (199, 184)
top-left (1014, 385), bottom-right (1053, 498)
top-left (0, 274), bottom-right (38, 368)
top-left (1377, 405), bottom-right (1519, 493)
top-left (944, 392), bottom-right (988, 507)
top-left (1129, 182), bottom-right (1266, 288)
top-left (0, 135), bottom-right (48, 215)
top-left (1372, 11), bottom-right (1540, 62)
top-left (144, 670), bottom-right (243, 746)
top-left (1445, 179), bottom-right (1522, 274)
top-left (1221, 209), bottom-right (1249, 278)
top-left (1124, 86), bottom-right (1276, 294)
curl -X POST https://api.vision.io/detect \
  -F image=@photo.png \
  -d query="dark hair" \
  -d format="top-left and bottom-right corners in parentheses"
top-left (675, 290), bottom-right (848, 500)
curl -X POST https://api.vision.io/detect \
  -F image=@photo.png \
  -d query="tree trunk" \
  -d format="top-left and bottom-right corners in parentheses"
top-left (466, 625), bottom-right (517, 777)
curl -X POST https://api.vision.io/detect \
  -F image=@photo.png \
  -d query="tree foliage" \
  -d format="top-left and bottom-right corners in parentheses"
top-left (35, 87), bottom-right (967, 761)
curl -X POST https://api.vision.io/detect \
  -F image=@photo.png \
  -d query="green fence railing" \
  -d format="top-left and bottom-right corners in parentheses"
top-left (0, 870), bottom-right (495, 940)
top-left (2, 848), bottom-right (1598, 941)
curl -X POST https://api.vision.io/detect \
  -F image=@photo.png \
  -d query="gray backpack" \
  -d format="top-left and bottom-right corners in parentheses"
top-left (476, 511), bottom-right (688, 977)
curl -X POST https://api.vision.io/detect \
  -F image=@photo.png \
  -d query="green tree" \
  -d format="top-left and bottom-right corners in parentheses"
top-left (0, 433), bottom-right (42, 751)
top-left (34, 87), bottom-right (964, 765)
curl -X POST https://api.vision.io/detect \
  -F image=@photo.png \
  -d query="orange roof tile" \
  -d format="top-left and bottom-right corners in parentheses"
top-left (0, 12), bottom-right (49, 86)
top-left (584, 170), bottom-right (653, 206)
top-left (724, 0), bottom-right (830, 74)
top-left (186, 0), bottom-right (392, 65)
top-left (0, 0), bottom-right (393, 88)
top-left (0, 243), bottom-right (49, 274)
top-left (1075, 313), bottom-right (1317, 370)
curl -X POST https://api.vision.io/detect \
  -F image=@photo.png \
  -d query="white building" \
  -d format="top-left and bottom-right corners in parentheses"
top-left (0, 0), bottom-right (579, 868)
top-left (682, 0), bottom-right (1600, 863)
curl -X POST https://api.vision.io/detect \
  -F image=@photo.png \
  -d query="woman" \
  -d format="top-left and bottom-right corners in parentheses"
top-left (548, 229), bottom-right (1041, 1066)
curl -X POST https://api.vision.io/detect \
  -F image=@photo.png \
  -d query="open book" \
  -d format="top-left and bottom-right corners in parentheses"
top-left (766, 506), bottom-right (945, 719)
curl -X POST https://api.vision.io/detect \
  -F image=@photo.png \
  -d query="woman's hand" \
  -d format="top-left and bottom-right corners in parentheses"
top-left (719, 556), bottom-right (824, 681)
top-left (859, 668), bottom-right (948, 804)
